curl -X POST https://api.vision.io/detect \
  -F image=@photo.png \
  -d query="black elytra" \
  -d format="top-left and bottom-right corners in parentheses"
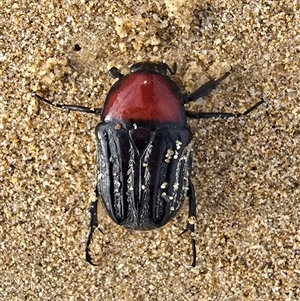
top-left (33, 62), bottom-right (264, 267)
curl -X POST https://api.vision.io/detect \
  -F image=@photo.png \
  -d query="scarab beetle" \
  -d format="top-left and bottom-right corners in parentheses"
top-left (33, 61), bottom-right (264, 267)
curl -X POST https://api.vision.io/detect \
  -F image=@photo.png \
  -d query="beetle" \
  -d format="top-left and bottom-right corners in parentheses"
top-left (33, 61), bottom-right (264, 267)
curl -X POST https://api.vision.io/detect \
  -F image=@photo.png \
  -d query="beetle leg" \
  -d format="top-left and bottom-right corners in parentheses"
top-left (180, 181), bottom-right (197, 267)
top-left (86, 189), bottom-right (104, 265)
top-left (33, 93), bottom-right (103, 115)
top-left (186, 99), bottom-right (264, 119)
top-left (184, 71), bottom-right (231, 103)
top-left (166, 62), bottom-right (177, 75)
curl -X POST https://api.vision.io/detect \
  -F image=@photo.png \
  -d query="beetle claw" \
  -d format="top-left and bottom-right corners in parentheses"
top-left (179, 222), bottom-right (194, 236)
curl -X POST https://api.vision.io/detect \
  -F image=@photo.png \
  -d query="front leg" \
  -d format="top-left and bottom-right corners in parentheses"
top-left (33, 93), bottom-right (102, 115)
top-left (184, 71), bottom-right (230, 103)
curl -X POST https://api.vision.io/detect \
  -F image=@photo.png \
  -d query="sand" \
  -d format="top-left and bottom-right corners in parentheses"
top-left (1, 1), bottom-right (299, 300)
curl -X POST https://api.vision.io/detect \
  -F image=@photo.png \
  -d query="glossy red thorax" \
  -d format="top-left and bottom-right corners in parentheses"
top-left (102, 72), bottom-right (185, 124)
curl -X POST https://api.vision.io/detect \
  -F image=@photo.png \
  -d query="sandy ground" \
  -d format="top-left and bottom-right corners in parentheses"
top-left (1, 1), bottom-right (299, 300)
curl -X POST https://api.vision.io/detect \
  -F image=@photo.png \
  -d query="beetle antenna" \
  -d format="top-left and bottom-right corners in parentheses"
top-left (108, 67), bottom-right (123, 79)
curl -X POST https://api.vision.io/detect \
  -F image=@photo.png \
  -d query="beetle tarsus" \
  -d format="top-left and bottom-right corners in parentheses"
top-left (86, 225), bottom-right (98, 266)
top-left (179, 223), bottom-right (196, 267)
top-left (186, 99), bottom-right (264, 120)
top-left (86, 199), bottom-right (103, 266)
top-left (235, 99), bottom-right (265, 117)
top-left (179, 181), bottom-right (197, 267)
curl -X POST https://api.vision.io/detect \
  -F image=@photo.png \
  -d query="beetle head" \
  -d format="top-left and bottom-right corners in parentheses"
top-left (130, 62), bottom-right (177, 76)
